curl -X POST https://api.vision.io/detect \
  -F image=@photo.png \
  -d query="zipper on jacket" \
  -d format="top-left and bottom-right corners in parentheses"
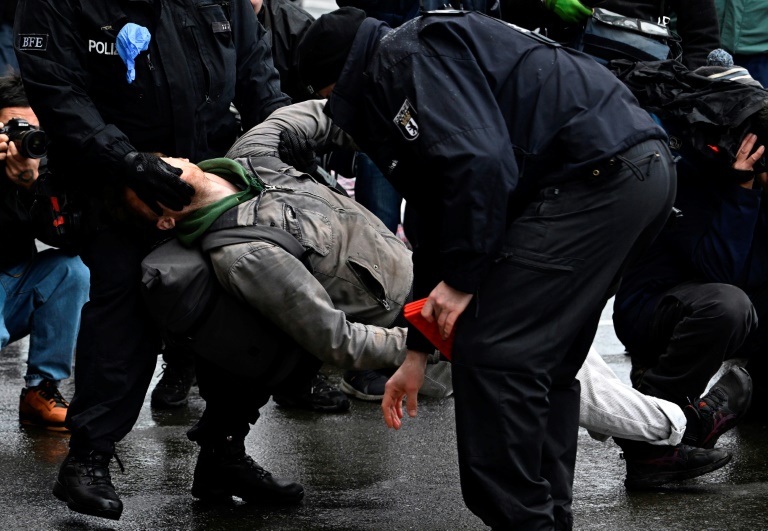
top-left (189, 32), bottom-right (212, 102)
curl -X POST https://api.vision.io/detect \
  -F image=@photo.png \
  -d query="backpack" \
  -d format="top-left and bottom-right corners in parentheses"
top-left (140, 225), bottom-right (311, 385)
top-left (575, 8), bottom-right (682, 65)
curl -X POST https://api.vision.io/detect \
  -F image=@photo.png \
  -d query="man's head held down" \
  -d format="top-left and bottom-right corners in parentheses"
top-left (124, 157), bottom-right (242, 231)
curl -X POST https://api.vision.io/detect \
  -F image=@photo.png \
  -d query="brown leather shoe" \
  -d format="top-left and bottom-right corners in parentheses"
top-left (19, 380), bottom-right (69, 431)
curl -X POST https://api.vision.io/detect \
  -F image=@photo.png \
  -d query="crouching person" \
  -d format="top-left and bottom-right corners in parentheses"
top-left (0, 74), bottom-right (89, 431)
top-left (127, 147), bottom-right (419, 504)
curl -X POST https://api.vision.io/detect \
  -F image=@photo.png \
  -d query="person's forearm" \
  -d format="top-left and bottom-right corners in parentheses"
top-left (212, 241), bottom-right (408, 369)
top-left (226, 100), bottom-right (355, 160)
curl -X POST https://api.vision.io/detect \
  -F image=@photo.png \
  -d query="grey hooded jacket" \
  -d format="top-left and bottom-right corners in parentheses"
top-left (215, 100), bottom-right (414, 369)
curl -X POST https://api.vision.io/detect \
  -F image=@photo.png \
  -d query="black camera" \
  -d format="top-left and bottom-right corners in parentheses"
top-left (0, 117), bottom-right (48, 159)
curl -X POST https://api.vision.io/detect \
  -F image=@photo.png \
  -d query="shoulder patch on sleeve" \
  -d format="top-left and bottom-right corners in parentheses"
top-left (17, 34), bottom-right (49, 51)
top-left (393, 99), bottom-right (419, 141)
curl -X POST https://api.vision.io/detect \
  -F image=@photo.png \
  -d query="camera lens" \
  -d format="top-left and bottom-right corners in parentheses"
top-left (17, 129), bottom-right (48, 159)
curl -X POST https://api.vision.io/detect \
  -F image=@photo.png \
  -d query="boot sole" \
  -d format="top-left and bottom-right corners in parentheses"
top-left (624, 453), bottom-right (732, 490)
top-left (150, 396), bottom-right (189, 409)
top-left (192, 485), bottom-right (305, 505)
top-left (273, 397), bottom-right (351, 413)
top-left (20, 418), bottom-right (69, 432)
top-left (53, 480), bottom-right (123, 520)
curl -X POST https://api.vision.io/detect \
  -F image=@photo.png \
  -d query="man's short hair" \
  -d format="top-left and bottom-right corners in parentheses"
top-left (0, 73), bottom-right (30, 110)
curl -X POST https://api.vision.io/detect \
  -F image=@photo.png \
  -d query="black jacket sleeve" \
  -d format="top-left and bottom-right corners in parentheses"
top-left (13, 0), bottom-right (136, 176)
top-left (231, 0), bottom-right (291, 132)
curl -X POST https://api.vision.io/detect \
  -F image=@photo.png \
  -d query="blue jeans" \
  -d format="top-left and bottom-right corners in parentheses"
top-left (0, 23), bottom-right (19, 74)
top-left (354, 152), bottom-right (402, 234)
top-left (0, 250), bottom-right (89, 386)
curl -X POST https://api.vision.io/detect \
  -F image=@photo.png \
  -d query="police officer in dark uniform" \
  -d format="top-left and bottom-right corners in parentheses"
top-left (14, 0), bottom-right (292, 520)
top-left (296, 8), bottom-right (676, 529)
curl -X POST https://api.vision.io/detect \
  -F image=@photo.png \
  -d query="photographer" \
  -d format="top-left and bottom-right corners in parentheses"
top-left (0, 73), bottom-right (88, 431)
top-left (613, 67), bottom-right (768, 484)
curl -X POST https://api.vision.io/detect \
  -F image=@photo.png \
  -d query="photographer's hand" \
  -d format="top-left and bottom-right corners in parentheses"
top-left (733, 133), bottom-right (765, 189)
top-left (0, 125), bottom-right (39, 189)
top-left (122, 151), bottom-right (194, 215)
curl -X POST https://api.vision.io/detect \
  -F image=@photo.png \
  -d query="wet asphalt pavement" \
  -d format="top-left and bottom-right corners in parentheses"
top-left (1, 301), bottom-right (768, 530)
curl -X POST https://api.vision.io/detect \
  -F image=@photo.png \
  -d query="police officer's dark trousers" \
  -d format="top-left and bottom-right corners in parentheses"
top-left (66, 226), bottom-right (162, 455)
top-left (451, 139), bottom-right (676, 530)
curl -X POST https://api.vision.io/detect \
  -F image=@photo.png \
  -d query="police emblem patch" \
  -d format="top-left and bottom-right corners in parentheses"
top-left (17, 34), bottom-right (49, 51)
top-left (393, 99), bottom-right (419, 141)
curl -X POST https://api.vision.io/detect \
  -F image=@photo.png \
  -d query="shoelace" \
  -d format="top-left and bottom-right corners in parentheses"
top-left (39, 383), bottom-right (70, 408)
top-left (157, 363), bottom-right (193, 390)
top-left (311, 374), bottom-right (335, 394)
top-left (240, 455), bottom-right (270, 479)
top-left (700, 387), bottom-right (728, 413)
top-left (79, 451), bottom-right (125, 485)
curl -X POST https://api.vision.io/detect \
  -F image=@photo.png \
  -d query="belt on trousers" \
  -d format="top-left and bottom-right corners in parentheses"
top-left (590, 139), bottom-right (664, 179)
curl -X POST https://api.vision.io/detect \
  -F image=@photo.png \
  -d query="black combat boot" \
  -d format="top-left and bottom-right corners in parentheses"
top-left (682, 366), bottom-right (753, 449)
top-left (53, 451), bottom-right (123, 520)
top-left (617, 438), bottom-right (732, 490)
top-left (191, 437), bottom-right (304, 504)
top-left (151, 361), bottom-right (197, 409)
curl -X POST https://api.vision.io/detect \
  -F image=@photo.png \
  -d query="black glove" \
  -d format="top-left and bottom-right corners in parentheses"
top-left (122, 152), bottom-right (194, 215)
top-left (278, 129), bottom-right (318, 175)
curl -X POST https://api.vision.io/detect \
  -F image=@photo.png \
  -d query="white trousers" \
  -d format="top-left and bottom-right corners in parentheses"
top-left (577, 347), bottom-right (686, 445)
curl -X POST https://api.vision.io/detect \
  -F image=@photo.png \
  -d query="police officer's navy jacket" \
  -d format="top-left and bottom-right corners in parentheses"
top-left (13, 0), bottom-right (289, 182)
top-left (325, 12), bottom-right (666, 350)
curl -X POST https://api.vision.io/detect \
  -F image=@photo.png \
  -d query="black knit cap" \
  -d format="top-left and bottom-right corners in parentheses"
top-left (297, 7), bottom-right (367, 98)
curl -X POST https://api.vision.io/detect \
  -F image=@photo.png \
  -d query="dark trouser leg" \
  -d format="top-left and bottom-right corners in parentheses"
top-left (67, 228), bottom-right (161, 454)
top-left (188, 352), bottom-right (311, 504)
top-left (633, 282), bottom-right (756, 407)
top-left (544, 308), bottom-right (604, 531)
top-left (188, 350), bottom-right (322, 444)
top-left (161, 344), bottom-right (196, 371)
top-left (452, 139), bottom-right (675, 530)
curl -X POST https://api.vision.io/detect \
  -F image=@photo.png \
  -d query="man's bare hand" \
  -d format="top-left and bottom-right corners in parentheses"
top-left (734, 133), bottom-right (765, 189)
top-left (381, 349), bottom-right (428, 429)
top-left (4, 138), bottom-right (40, 189)
top-left (421, 281), bottom-right (473, 339)
top-left (734, 133), bottom-right (765, 172)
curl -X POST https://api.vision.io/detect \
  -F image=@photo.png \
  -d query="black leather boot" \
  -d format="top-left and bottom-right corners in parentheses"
top-left (191, 437), bottom-right (304, 504)
top-left (53, 451), bottom-right (123, 520)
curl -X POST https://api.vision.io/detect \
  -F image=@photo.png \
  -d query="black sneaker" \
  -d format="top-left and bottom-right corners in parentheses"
top-left (339, 369), bottom-right (394, 401)
top-left (191, 438), bottom-right (304, 504)
top-left (623, 443), bottom-right (731, 490)
top-left (151, 362), bottom-right (197, 409)
top-left (273, 373), bottom-right (351, 413)
top-left (682, 366), bottom-right (753, 449)
top-left (52, 451), bottom-right (123, 520)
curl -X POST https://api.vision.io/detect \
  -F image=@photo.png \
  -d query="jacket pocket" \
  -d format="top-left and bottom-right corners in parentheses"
top-left (187, 1), bottom-right (236, 103)
top-left (281, 203), bottom-right (333, 257)
top-left (347, 256), bottom-right (391, 310)
top-left (498, 247), bottom-right (582, 274)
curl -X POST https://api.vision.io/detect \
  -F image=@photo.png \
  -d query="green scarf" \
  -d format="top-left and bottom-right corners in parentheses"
top-left (176, 158), bottom-right (263, 246)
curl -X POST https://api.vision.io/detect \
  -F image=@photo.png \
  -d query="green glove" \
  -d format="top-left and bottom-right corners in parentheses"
top-left (545, 0), bottom-right (592, 23)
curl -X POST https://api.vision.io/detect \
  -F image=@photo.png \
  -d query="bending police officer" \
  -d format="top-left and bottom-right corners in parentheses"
top-left (14, 0), bottom-right (289, 520)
